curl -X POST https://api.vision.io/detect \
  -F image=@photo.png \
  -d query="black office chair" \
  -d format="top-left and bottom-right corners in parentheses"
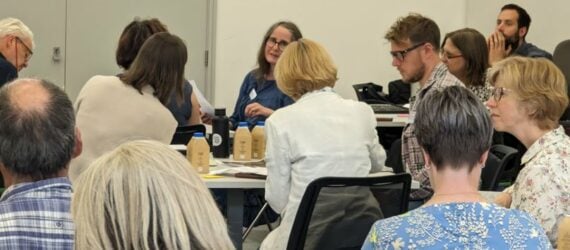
top-left (553, 40), bottom-right (570, 121)
top-left (287, 174), bottom-right (411, 250)
top-left (385, 138), bottom-right (404, 174)
top-left (480, 144), bottom-right (518, 191)
top-left (170, 124), bottom-right (206, 145)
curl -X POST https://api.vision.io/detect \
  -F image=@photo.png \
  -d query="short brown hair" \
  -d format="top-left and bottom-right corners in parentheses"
top-left (121, 32), bottom-right (187, 105)
top-left (488, 57), bottom-right (568, 129)
top-left (385, 13), bottom-right (441, 51)
top-left (442, 28), bottom-right (489, 87)
top-left (275, 39), bottom-right (337, 100)
top-left (116, 18), bottom-right (168, 70)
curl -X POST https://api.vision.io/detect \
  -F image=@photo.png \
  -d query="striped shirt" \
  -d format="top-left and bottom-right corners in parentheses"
top-left (0, 177), bottom-right (74, 249)
top-left (402, 63), bottom-right (464, 200)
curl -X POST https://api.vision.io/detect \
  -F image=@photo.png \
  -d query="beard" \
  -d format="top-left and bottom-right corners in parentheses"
top-left (402, 64), bottom-right (425, 84)
top-left (504, 31), bottom-right (521, 52)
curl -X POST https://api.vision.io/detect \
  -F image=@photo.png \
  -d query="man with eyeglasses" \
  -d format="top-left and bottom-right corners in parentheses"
top-left (384, 13), bottom-right (464, 205)
top-left (0, 18), bottom-right (34, 88)
top-left (488, 4), bottom-right (552, 66)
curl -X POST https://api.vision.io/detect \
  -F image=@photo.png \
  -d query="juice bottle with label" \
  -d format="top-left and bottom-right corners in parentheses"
top-left (233, 122), bottom-right (252, 161)
top-left (187, 132), bottom-right (210, 174)
top-left (251, 121), bottom-right (266, 159)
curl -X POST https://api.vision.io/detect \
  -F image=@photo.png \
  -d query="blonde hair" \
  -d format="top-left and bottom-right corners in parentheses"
top-left (72, 140), bottom-right (234, 250)
top-left (274, 38), bottom-right (338, 100)
top-left (488, 57), bottom-right (568, 130)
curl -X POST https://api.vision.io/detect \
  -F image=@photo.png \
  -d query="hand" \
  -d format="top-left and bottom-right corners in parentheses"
top-left (200, 112), bottom-right (213, 125)
top-left (487, 31), bottom-right (512, 66)
top-left (245, 102), bottom-right (274, 118)
top-left (493, 192), bottom-right (512, 208)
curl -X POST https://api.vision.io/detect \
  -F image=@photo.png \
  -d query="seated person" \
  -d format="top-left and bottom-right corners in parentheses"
top-left (363, 86), bottom-right (551, 249)
top-left (116, 18), bottom-right (201, 126)
top-left (0, 78), bottom-right (81, 249)
top-left (229, 21), bottom-right (302, 129)
top-left (71, 140), bottom-right (233, 249)
top-left (488, 57), bottom-right (570, 247)
top-left (71, 33), bottom-right (185, 181)
top-left (261, 38), bottom-right (386, 249)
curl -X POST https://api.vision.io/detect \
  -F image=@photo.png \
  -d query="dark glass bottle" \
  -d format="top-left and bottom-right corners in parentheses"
top-left (212, 108), bottom-right (230, 158)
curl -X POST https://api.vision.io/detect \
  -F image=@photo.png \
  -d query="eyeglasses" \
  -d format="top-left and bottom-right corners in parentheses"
top-left (266, 37), bottom-right (289, 51)
top-left (490, 86), bottom-right (512, 102)
top-left (440, 51), bottom-right (463, 60)
top-left (15, 36), bottom-right (33, 61)
top-left (390, 43), bottom-right (425, 61)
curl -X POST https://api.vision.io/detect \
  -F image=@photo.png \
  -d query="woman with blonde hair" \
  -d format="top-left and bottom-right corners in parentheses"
top-left (261, 38), bottom-right (386, 249)
top-left (487, 57), bottom-right (570, 247)
top-left (72, 140), bottom-right (234, 250)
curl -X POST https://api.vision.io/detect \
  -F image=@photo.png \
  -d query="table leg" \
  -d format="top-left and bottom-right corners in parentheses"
top-left (227, 189), bottom-right (244, 250)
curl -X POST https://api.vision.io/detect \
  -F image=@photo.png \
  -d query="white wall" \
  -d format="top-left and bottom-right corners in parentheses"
top-left (213, 0), bottom-right (466, 113)
top-left (466, 0), bottom-right (570, 55)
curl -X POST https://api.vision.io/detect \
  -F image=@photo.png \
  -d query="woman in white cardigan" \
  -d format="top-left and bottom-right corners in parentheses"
top-left (261, 38), bottom-right (387, 249)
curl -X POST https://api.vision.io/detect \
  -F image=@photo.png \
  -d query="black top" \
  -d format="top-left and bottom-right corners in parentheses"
top-left (0, 53), bottom-right (17, 88)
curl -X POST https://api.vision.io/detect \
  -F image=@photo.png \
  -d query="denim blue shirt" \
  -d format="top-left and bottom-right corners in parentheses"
top-left (229, 71), bottom-right (293, 129)
top-left (514, 42), bottom-right (553, 60)
top-left (0, 53), bottom-right (17, 88)
top-left (0, 177), bottom-right (74, 249)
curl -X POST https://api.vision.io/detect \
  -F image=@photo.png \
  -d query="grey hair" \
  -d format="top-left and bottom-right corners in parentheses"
top-left (0, 17), bottom-right (35, 48)
top-left (0, 78), bottom-right (75, 180)
top-left (72, 140), bottom-right (234, 250)
top-left (415, 86), bottom-right (492, 171)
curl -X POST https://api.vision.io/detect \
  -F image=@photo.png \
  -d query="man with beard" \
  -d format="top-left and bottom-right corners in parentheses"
top-left (488, 4), bottom-right (552, 65)
top-left (384, 13), bottom-right (464, 206)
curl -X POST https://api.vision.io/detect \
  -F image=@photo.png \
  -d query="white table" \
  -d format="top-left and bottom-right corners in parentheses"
top-left (202, 169), bottom-right (418, 249)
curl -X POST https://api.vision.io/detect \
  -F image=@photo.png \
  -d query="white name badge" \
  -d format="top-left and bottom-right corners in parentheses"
top-left (249, 89), bottom-right (257, 100)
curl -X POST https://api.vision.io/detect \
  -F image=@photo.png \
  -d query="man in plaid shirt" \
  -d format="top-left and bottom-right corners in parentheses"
top-left (0, 78), bottom-right (82, 249)
top-left (384, 14), bottom-right (464, 201)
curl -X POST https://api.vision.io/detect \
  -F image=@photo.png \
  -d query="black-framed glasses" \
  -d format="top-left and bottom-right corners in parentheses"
top-left (266, 37), bottom-right (289, 51)
top-left (390, 42), bottom-right (425, 61)
top-left (490, 86), bottom-right (511, 102)
top-left (15, 36), bottom-right (33, 61)
top-left (440, 51), bottom-right (463, 60)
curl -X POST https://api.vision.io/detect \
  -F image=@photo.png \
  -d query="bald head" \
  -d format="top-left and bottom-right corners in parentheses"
top-left (0, 78), bottom-right (76, 182)
top-left (6, 78), bottom-right (50, 114)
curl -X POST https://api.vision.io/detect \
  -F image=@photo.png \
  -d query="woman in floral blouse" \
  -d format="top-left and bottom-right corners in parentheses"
top-left (487, 57), bottom-right (570, 248)
top-left (363, 86), bottom-right (551, 249)
top-left (441, 28), bottom-right (492, 103)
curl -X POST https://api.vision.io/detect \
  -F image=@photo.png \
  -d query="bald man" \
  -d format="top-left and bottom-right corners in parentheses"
top-left (0, 78), bottom-right (81, 249)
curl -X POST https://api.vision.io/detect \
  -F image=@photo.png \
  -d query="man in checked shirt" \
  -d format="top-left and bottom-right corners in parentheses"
top-left (384, 13), bottom-right (464, 205)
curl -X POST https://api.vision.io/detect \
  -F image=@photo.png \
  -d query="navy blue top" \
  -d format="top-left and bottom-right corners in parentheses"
top-left (167, 80), bottom-right (194, 126)
top-left (514, 42), bottom-right (553, 60)
top-left (0, 53), bottom-right (17, 88)
top-left (229, 71), bottom-right (293, 130)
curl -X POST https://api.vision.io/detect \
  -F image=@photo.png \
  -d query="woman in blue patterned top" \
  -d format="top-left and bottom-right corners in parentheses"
top-left (229, 21), bottom-right (302, 129)
top-left (362, 86), bottom-right (551, 249)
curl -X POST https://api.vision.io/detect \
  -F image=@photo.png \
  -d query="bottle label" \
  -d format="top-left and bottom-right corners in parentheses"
top-left (212, 133), bottom-right (222, 146)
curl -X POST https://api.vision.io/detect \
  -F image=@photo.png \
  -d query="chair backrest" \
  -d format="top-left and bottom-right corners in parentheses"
top-left (480, 144), bottom-right (518, 191)
top-left (385, 138), bottom-right (404, 174)
top-left (170, 124), bottom-right (206, 145)
top-left (554, 40), bottom-right (570, 121)
top-left (287, 173), bottom-right (411, 250)
top-left (353, 82), bottom-right (391, 104)
top-left (387, 79), bottom-right (411, 105)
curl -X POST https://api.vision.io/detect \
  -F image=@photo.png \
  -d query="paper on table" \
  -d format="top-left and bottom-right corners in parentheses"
top-left (209, 166), bottom-right (267, 176)
top-left (189, 80), bottom-right (214, 116)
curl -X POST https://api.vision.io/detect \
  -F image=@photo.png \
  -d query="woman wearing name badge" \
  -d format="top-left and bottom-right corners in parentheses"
top-left (228, 21), bottom-right (302, 129)
top-left (487, 57), bottom-right (570, 248)
top-left (261, 39), bottom-right (387, 249)
top-left (363, 86), bottom-right (551, 249)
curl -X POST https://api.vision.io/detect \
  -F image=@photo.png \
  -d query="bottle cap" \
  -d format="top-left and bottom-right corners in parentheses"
top-left (215, 108), bottom-right (226, 116)
top-left (256, 121), bottom-right (265, 126)
top-left (238, 122), bottom-right (249, 127)
top-left (194, 132), bottom-right (205, 137)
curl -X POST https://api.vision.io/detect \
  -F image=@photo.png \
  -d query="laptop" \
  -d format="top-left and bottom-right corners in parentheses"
top-left (369, 103), bottom-right (409, 114)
